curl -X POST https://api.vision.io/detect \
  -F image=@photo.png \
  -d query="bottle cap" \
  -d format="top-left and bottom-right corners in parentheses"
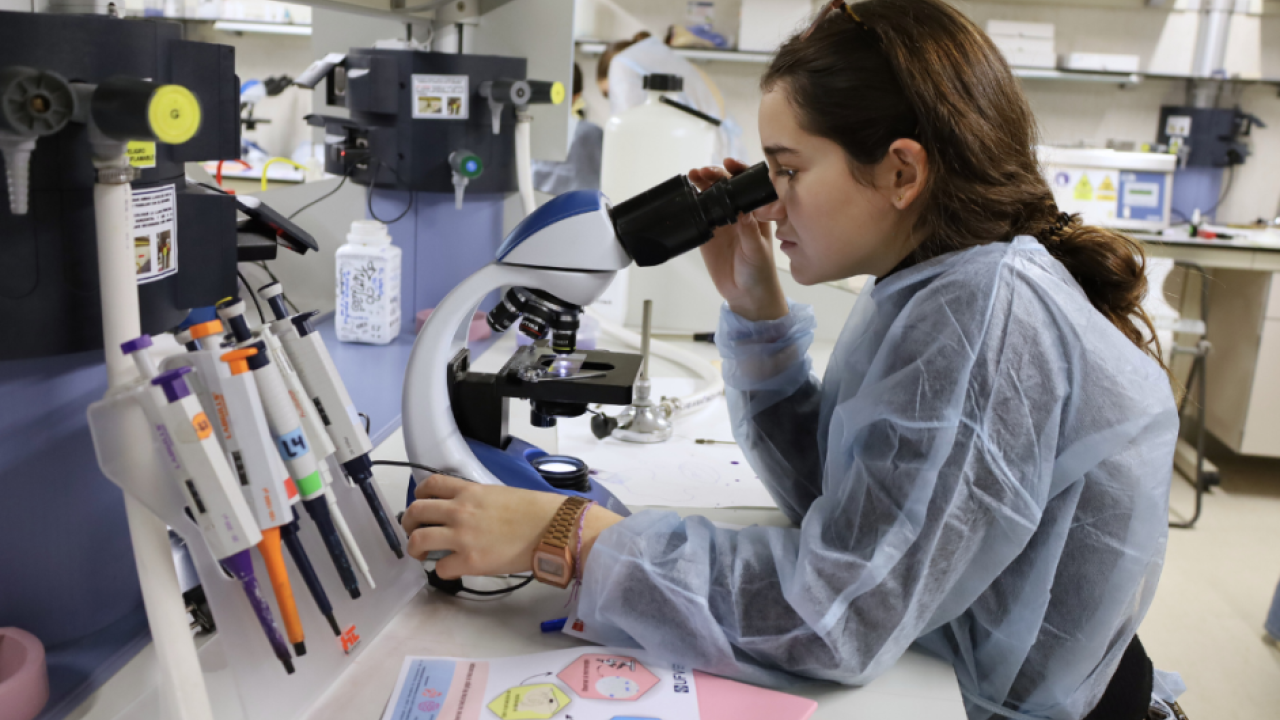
top-left (120, 335), bottom-right (153, 355)
top-left (151, 367), bottom-right (193, 403)
top-left (347, 219), bottom-right (391, 247)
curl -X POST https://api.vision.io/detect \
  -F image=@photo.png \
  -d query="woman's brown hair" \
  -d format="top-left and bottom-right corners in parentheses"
top-left (761, 0), bottom-right (1161, 361)
top-left (597, 31), bottom-right (653, 88)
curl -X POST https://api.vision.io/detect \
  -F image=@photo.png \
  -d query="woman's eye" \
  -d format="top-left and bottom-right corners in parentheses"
top-left (774, 168), bottom-right (796, 180)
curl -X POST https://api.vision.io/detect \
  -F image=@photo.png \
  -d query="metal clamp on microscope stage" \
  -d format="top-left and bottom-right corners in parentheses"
top-left (403, 161), bottom-right (778, 514)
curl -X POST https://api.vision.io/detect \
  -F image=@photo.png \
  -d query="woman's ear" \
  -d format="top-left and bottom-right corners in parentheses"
top-left (884, 139), bottom-right (928, 210)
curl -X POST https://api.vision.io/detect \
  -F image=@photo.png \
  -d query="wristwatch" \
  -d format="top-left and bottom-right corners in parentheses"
top-left (532, 496), bottom-right (591, 589)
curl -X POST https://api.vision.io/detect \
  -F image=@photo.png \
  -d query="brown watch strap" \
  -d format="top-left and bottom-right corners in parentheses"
top-left (542, 496), bottom-right (590, 550)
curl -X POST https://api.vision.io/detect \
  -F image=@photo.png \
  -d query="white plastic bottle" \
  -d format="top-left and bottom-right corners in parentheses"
top-left (599, 73), bottom-right (717, 327)
top-left (335, 220), bottom-right (401, 345)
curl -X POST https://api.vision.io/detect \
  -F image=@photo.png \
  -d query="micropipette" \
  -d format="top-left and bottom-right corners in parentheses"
top-left (180, 325), bottom-right (343, 632)
top-left (256, 282), bottom-right (404, 560)
top-left (210, 305), bottom-right (362, 601)
top-left (219, 297), bottom-right (378, 590)
top-left (161, 323), bottom-right (308, 656)
top-left (260, 323), bottom-right (377, 590)
top-left (121, 337), bottom-right (295, 674)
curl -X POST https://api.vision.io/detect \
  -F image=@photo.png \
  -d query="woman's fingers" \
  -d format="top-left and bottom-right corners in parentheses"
top-left (723, 157), bottom-right (751, 174)
top-left (432, 551), bottom-right (472, 580)
top-left (415, 473), bottom-right (468, 500)
top-left (689, 165), bottom-right (729, 191)
top-left (402, 498), bottom-right (453, 533)
top-left (406, 525), bottom-right (454, 562)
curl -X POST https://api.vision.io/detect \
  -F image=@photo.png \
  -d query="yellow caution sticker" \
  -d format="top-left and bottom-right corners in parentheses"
top-left (1073, 173), bottom-right (1093, 201)
top-left (127, 141), bottom-right (156, 169)
top-left (1096, 174), bottom-right (1117, 202)
top-left (148, 85), bottom-right (202, 145)
top-left (549, 81), bottom-right (566, 105)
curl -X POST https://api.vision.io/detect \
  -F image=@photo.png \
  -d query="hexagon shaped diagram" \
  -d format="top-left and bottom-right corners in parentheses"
top-left (486, 683), bottom-right (571, 720)
top-left (557, 654), bottom-right (659, 701)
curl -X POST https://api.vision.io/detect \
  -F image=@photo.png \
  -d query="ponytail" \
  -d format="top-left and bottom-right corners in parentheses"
top-left (762, 0), bottom-right (1162, 364)
top-left (1042, 217), bottom-right (1162, 363)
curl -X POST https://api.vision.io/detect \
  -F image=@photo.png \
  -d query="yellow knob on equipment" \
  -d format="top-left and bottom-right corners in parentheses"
top-left (148, 85), bottom-right (201, 144)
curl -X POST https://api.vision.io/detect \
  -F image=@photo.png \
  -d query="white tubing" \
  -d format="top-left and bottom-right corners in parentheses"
top-left (514, 113), bottom-right (536, 217)
top-left (583, 306), bottom-right (724, 414)
top-left (95, 177), bottom-right (216, 720)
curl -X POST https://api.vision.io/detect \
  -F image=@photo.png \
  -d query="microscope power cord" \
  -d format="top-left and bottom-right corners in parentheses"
top-left (373, 459), bottom-right (535, 598)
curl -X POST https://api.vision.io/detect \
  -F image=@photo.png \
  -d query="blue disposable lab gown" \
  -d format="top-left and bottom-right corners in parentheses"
top-left (575, 237), bottom-right (1179, 719)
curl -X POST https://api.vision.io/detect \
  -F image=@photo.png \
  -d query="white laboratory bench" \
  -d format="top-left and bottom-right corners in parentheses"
top-left (66, 334), bottom-right (966, 720)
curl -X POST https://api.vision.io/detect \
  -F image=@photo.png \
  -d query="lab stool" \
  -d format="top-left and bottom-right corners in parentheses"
top-left (1161, 261), bottom-right (1216, 529)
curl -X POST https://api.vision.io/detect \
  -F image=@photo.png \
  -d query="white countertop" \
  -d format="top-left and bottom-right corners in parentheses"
top-left (69, 335), bottom-right (965, 720)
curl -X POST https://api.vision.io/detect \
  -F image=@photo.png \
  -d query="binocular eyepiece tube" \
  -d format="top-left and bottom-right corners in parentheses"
top-left (611, 161), bottom-right (778, 268)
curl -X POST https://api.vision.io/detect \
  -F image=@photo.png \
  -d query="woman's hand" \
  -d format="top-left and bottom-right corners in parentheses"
top-left (401, 474), bottom-right (624, 581)
top-left (689, 158), bottom-right (789, 322)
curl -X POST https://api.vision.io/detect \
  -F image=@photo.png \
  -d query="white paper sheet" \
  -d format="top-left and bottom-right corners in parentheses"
top-left (557, 378), bottom-right (778, 509)
top-left (380, 646), bottom-right (701, 720)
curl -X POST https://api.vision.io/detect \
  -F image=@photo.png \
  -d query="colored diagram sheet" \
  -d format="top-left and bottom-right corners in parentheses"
top-left (380, 647), bottom-right (700, 720)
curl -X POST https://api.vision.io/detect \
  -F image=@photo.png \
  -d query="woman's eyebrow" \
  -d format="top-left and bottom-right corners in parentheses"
top-left (763, 145), bottom-right (799, 158)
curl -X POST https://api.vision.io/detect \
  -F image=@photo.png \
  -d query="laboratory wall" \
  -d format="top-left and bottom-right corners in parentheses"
top-left (582, 0), bottom-right (1280, 226)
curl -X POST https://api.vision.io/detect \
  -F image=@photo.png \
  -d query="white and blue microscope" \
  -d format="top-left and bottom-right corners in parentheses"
top-left (401, 162), bottom-right (777, 514)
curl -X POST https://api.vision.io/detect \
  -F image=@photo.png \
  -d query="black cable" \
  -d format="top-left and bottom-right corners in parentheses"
top-left (1201, 165), bottom-right (1237, 220)
top-left (384, 454), bottom-right (534, 598)
top-left (385, 458), bottom-right (534, 598)
top-left (360, 412), bottom-right (371, 435)
top-left (427, 569), bottom-right (534, 597)
top-left (371, 459), bottom-right (466, 479)
top-left (237, 269), bottom-right (265, 324)
top-left (288, 172), bottom-right (349, 221)
top-left (366, 158), bottom-right (414, 222)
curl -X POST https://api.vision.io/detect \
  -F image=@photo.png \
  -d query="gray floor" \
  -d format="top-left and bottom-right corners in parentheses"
top-left (1146, 435), bottom-right (1280, 719)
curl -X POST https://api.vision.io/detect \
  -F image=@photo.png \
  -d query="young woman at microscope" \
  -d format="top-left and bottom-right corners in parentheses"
top-left (401, 2), bottom-right (1182, 718)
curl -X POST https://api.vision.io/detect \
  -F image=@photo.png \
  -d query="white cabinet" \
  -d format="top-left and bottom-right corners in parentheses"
top-left (1205, 269), bottom-right (1280, 456)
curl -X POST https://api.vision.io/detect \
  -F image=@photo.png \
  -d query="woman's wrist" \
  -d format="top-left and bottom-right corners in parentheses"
top-left (727, 290), bottom-right (789, 323)
top-left (577, 505), bottom-right (624, 577)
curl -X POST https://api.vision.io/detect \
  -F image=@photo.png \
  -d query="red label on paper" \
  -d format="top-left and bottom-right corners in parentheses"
top-left (341, 625), bottom-right (361, 654)
top-left (572, 620), bottom-right (584, 632)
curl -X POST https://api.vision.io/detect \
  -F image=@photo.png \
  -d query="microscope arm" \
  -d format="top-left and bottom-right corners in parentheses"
top-left (402, 262), bottom-right (617, 486)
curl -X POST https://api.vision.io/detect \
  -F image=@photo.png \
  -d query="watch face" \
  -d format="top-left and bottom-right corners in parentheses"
top-left (536, 552), bottom-right (569, 583)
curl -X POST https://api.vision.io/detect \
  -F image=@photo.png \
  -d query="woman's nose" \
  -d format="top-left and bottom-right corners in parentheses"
top-left (753, 197), bottom-right (786, 222)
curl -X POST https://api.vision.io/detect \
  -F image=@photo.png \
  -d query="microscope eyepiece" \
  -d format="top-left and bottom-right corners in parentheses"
top-left (611, 161), bottom-right (778, 267)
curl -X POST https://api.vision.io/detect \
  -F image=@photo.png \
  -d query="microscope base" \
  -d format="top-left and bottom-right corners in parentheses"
top-left (468, 436), bottom-right (630, 516)
top-left (406, 436), bottom-right (629, 517)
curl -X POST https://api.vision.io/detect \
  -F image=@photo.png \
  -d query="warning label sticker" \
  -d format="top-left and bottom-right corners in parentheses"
top-left (132, 184), bottom-right (178, 284)
top-left (1073, 174), bottom-right (1093, 201)
top-left (127, 141), bottom-right (157, 169)
top-left (411, 74), bottom-right (469, 120)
